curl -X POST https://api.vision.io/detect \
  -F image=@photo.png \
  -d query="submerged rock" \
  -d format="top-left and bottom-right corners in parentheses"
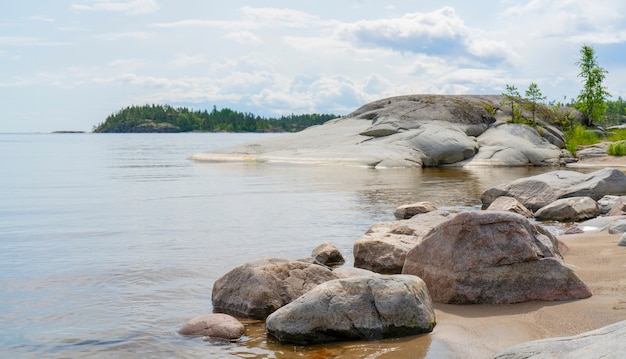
top-left (265, 275), bottom-right (436, 345)
top-left (402, 211), bottom-right (591, 304)
top-left (178, 313), bottom-right (245, 340)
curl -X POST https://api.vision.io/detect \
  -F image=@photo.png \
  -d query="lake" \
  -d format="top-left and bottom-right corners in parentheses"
top-left (0, 132), bottom-right (562, 358)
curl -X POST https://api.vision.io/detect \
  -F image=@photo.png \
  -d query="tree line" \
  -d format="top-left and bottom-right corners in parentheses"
top-left (92, 105), bottom-right (338, 133)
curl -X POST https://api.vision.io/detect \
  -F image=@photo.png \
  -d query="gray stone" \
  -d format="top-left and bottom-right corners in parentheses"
top-left (211, 258), bottom-right (339, 319)
top-left (534, 197), bottom-right (599, 222)
top-left (402, 211), bottom-right (591, 304)
top-left (178, 313), bottom-right (245, 340)
top-left (486, 196), bottom-right (533, 217)
top-left (311, 242), bottom-right (345, 266)
top-left (494, 320), bottom-right (626, 359)
top-left (481, 168), bottom-right (626, 211)
top-left (607, 218), bottom-right (626, 234)
top-left (393, 201), bottom-right (438, 219)
top-left (265, 275), bottom-right (436, 345)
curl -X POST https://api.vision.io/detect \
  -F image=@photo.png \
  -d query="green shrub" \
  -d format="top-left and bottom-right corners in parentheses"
top-left (564, 123), bottom-right (601, 155)
top-left (608, 141), bottom-right (626, 156)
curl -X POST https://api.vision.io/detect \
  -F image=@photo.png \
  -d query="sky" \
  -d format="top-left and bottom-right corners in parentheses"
top-left (1, 0), bottom-right (625, 132)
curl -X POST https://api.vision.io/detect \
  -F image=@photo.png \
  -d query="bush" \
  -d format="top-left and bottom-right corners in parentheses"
top-left (564, 123), bottom-right (602, 155)
top-left (608, 141), bottom-right (626, 156)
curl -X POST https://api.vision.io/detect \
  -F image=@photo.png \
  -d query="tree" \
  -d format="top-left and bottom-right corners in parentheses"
top-left (525, 82), bottom-right (546, 124)
top-left (502, 84), bottom-right (522, 121)
top-left (575, 44), bottom-right (610, 127)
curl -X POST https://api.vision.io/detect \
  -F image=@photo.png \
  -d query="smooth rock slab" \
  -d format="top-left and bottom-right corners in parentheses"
top-left (212, 258), bottom-right (339, 319)
top-left (494, 320), bottom-right (626, 359)
top-left (178, 313), bottom-right (245, 340)
top-left (265, 275), bottom-right (436, 345)
top-left (402, 211), bottom-right (591, 304)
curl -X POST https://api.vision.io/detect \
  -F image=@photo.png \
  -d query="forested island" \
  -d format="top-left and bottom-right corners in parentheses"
top-left (92, 104), bottom-right (338, 133)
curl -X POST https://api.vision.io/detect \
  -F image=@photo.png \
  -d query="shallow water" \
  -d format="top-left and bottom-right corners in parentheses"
top-left (0, 132), bottom-right (563, 358)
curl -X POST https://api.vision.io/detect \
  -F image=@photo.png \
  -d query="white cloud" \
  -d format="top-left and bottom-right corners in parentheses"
top-left (72, 0), bottom-right (159, 15)
top-left (224, 31), bottom-right (263, 45)
top-left (0, 36), bottom-right (69, 46)
top-left (170, 54), bottom-right (206, 67)
top-left (94, 31), bottom-right (156, 40)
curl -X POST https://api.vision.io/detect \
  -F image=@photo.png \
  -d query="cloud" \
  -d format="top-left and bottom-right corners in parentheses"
top-left (0, 36), bottom-right (69, 46)
top-left (72, 0), bottom-right (159, 15)
top-left (224, 31), bottom-right (263, 45)
top-left (29, 15), bottom-right (56, 22)
top-left (94, 31), bottom-right (156, 40)
top-left (170, 54), bottom-right (206, 67)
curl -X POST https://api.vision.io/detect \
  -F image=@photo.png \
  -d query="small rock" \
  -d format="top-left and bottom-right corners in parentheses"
top-left (311, 242), bottom-right (345, 266)
top-left (607, 218), bottom-right (626, 234)
top-left (486, 196), bottom-right (533, 217)
top-left (619, 233), bottom-right (626, 246)
top-left (534, 196), bottom-right (599, 222)
top-left (393, 201), bottom-right (437, 219)
top-left (178, 313), bottom-right (245, 340)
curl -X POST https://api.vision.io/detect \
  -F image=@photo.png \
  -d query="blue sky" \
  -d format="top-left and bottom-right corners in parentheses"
top-left (1, 0), bottom-right (625, 132)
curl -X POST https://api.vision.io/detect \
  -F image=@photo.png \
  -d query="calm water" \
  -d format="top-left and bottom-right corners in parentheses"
top-left (0, 133), bottom-right (559, 358)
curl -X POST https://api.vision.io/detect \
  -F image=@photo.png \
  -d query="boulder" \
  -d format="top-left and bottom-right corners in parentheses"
top-left (598, 195), bottom-right (620, 214)
top-left (534, 197), bottom-right (600, 222)
top-left (265, 275), bottom-right (436, 345)
top-left (332, 266), bottom-right (380, 278)
top-left (178, 313), bottom-right (245, 340)
top-left (353, 210), bottom-right (456, 274)
top-left (485, 196), bottom-right (533, 217)
top-left (494, 320), bottom-right (626, 359)
top-left (394, 201), bottom-right (437, 219)
top-left (311, 242), bottom-right (345, 266)
top-left (481, 168), bottom-right (626, 211)
top-left (190, 95), bottom-right (567, 168)
top-left (211, 258), bottom-right (340, 319)
top-left (402, 211), bottom-right (591, 304)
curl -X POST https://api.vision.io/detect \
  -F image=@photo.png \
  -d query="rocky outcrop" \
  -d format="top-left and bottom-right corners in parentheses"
top-left (494, 320), bottom-right (626, 359)
top-left (190, 95), bottom-right (568, 168)
top-left (178, 313), bottom-right (245, 340)
top-left (402, 211), bottom-right (591, 304)
top-left (265, 275), bottom-right (436, 345)
top-left (481, 168), bottom-right (626, 211)
top-left (534, 197), bottom-right (600, 222)
top-left (311, 242), bottom-right (345, 266)
top-left (211, 258), bottom-right (339, 319)
top-left (353, 210), bottom-right (456, 274)
top-left (393, 201), bottom-right (437, 219)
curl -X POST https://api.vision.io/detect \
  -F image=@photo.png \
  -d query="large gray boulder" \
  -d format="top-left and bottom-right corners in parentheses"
top-left (402, 211), bottom-right (591, 304)
top-left (211, 258), bottom-right (339, 319)
top-left (481, 168), bottom-right (626, 211)
top-left (265, 275), bottom-right (436, 345)
top-left (534, 197), bottom-right (600, 222)
top-left (190, 95), bottom-right (566, 168)
top-left (353, 210), bottom-right (456, 274)
top-left (494, 320), bottom-right (626, 359)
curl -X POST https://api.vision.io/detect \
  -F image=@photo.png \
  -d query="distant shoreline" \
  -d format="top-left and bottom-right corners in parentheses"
top-left (52, 130), bottom-right (86, 134)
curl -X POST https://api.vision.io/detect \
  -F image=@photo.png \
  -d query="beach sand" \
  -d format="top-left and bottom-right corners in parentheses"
top-left (431, 231), bottom-right (626, 358)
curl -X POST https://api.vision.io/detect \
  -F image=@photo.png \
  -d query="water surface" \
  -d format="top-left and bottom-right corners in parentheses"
top-left (0, 133), bottom-right (560, 358)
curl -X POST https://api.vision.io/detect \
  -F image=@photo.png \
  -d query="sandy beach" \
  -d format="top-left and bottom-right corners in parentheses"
top-left (431, 231), bottom-right (626, 358)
